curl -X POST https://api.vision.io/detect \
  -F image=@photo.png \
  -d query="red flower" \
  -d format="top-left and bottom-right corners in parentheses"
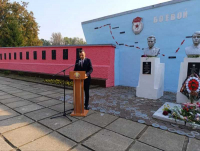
top-left (163, 111), bottom-right (168, 116)
top-left (188, 79), bottom-right (199, 91)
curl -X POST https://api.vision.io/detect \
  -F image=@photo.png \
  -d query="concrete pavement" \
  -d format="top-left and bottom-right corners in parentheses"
top-left (0, 76), bottom-right (200, 151)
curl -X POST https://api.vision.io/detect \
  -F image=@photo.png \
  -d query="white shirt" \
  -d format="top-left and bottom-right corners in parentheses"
top-left (79, 59), bottom-right (85, 67)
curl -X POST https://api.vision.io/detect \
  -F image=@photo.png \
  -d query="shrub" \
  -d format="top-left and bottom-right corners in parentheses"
top-left (17, 71), bottom-right (24, 76)
top-left (43, 79), bottom-right (73, 87)
top-left (3, 70), bottom-right (11, 75)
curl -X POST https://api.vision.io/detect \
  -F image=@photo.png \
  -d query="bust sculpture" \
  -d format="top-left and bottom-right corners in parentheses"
top-left (185, 31), bottom-right (200, 57)
top-left (143, 36), bottom-right (160, 57)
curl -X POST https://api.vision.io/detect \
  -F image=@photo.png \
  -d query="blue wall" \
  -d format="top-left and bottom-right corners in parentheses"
top-left (82, 0), bottom-right (200, 92)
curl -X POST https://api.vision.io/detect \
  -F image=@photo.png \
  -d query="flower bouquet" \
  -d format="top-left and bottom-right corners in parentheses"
top-left (163, 102), bottom-right (200, 126)
top-left (162, 104), bottom-right (172, 116)
top-left (180, 73), bottom-right (200, 103)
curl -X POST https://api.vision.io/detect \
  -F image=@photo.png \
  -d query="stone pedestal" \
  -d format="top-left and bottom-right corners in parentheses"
top-left (176, 57), bottom-right (200, 103)
top-left (136, 57), bottom-right (165, 99)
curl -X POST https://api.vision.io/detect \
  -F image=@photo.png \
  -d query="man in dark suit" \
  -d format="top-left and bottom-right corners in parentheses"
top-left (74, 50), bottom-right (93, 110)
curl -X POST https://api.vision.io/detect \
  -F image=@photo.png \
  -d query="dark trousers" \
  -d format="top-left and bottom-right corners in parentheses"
top-left (84, 77), bottom-right (91, 108)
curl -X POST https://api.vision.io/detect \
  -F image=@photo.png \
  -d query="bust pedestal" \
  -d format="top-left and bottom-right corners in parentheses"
top-left (136, 57), bottom-right (165, 99)
top-left (177, 57), bottom-right (200, 103)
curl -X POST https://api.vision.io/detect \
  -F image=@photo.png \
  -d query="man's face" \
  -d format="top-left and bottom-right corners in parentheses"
top-left (79, 52), bottom-right (85, 60)
top-left (148, 38), bottom-right (155, 48)
top-left (192, 34), bottom-right (200, 46)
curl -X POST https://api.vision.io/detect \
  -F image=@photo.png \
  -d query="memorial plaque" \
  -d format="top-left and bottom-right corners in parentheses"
top-left (143, 62), bottom-right (151, 74)
top-left (187, 62), bottom-right (200, 76)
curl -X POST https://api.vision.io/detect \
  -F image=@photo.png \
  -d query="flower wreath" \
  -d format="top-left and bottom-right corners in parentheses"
top-left (180, 74), bottom-right (200, 101)
top-left (186, 77), bottom-right (200, 93)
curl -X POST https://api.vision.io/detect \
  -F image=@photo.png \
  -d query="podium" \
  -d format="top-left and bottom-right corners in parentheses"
top-left (69, 71), bottom-right (89, 117)
top-left (136, 57), bottom-right (165, 99)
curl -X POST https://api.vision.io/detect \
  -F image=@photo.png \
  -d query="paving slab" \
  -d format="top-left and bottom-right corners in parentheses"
top-left (83, 112), bottom-right (118, 127)
top-left (19, 93), bottom-right (41, 100)
top-left (129, 141), bottom-right (161, 151)
top-left (0, 94), bottom-right (15, 100)
top-left (38, 91), bottom-right (58, 96)
top-left (21, 87), bottom-right (42, 92)
top-left (37, 99), bottom-right (62, 107)
top-left (0, 115), bottom-right (34, 134)
top-left (31, 84), bottom-right (50, 88)
top-left (0, 109), bottom-right (20, 121)
top-left (26, 88), bottom-right (49, 93)
top-left (0, 136), bottom-right (13, 151)
top-left (6, 100), bottom-right (33, 108)
top-left (0, 97), bottom-right (24, 104)
top-left (139, 127), bottom-right (185, 151)
top-left (39, 116), bottom-right (77, 130)
top-left (47, 93), bottom-right (63, 99)
top-left (54, 89), bottom-right (73, 94)
top-left (187, 138), bottom-right (200, 151)
top-left (0, 104), bottom-right (10, 112)
top-left (19, 131), bottom-right (76, 151)
top-left (50, 103), bottom-right (74, 112)
top-left (18, 87), bottom-right (35, 91)
top-left (40, 87), bottom-right (59, 91)
top-left (57, 120), bottom-right (101, 142)
top-left (33, 85), bottom-right (56, 89)
top-left (14, 92), bottom-right (41, 99)
top-left (25, 108), bottom-right (59, 121)
top-left (14, 104), bottom-right (44, 114)
top-left (10, 83), bottom-right (27, 87)
top-left (29, 96), bottom-right (51, 103)
top-left (3, 122), bottom-right (52, 148)
top-left (0, 87), bottom-right (9, 90)
top-left (71, 145), bottom-right (91, 151)
top-left (83, 129), bottom-right (133, 151)
top-left (7, 89), bottom-right (24, 94)
top-left (0, 92), bottom-right (8, 96)
top-left (0, 90), bottom-right (15, 93)
top-left (13, 91), bottom-right (36, 97)
top-left (106, 118), bottom-right (146, 139)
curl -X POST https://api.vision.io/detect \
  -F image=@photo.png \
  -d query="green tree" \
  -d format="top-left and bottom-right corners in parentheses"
top-left (63, 37), bottom-right (86, 45)
top-left (41, 39), bottom-right (51, 46)
top-left (0, 0), bottom-right (42, 47)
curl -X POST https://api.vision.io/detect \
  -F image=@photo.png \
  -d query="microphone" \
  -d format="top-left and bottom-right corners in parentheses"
top-left (53, 62), bottom-right (79, 76)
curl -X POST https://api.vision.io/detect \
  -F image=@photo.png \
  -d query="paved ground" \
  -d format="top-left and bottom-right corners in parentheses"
top-left (0, 76), bottom-right (200, 151)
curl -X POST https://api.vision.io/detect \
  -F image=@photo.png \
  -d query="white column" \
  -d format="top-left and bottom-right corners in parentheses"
top-left (136, 57), bottom-right (165, 99)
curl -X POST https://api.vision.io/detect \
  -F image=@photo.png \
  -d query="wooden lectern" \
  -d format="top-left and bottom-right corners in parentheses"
top-left (69, 71), bottom-right (89, 117)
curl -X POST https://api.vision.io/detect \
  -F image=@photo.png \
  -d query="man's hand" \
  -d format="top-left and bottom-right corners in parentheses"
top-left (85, 74), bottom-right (88, 78)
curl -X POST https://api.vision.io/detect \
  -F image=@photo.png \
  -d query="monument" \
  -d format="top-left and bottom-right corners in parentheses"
top-left (136, 36), bottom-right (165, 99)
top-left (143, 36), bottom-right (160, 57)
top-left (177, 31), bottom-right (200, 103)
top-left (185, 31), bottom-right (200, 57)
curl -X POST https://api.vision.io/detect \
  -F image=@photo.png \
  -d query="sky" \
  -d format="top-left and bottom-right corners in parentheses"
top-left (10, 0), bottom-right (169, 41)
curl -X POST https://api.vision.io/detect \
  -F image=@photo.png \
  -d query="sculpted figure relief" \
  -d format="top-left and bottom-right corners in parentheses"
top-left (185, 31), bottom-right (200, 57)
top-left (143, 36), bottom-right (160, 57)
